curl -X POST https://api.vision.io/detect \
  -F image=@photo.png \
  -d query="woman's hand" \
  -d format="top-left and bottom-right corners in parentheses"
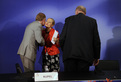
top-left (53, 37), bottom-right (59, 44)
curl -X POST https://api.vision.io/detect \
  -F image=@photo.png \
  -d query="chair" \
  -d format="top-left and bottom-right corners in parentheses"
top-left (95, 60), bottom-right (120, 71)
top-left (94, 60), bottom-right (120, 75)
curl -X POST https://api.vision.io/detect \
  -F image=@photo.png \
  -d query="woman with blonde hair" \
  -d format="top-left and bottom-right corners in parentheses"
top-left (42, 18), bottom-right (60, 72)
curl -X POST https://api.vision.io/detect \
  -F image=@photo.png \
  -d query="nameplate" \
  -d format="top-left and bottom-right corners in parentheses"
top-left (34, 72), bottom-right (58, 81)
top-left (51, 30), bottom-right (58, 44)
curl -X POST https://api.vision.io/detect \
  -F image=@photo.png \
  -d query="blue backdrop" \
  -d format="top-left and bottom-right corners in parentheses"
top-left (0, 0), bottom-right (121, 73)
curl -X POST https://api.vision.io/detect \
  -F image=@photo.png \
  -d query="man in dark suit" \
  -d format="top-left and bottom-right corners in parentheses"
top-left (59, 6), bottom-right (101, 72)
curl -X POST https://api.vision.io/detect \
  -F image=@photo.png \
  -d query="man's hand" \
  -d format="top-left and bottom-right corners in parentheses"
top-left (39, 40), bottom-right (45, 46)
top-left (93, 59), bottom-right (99, 66)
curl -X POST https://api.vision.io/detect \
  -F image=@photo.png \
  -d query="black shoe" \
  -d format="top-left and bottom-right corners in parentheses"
top-left (15, 63), bottom-right (23, 73)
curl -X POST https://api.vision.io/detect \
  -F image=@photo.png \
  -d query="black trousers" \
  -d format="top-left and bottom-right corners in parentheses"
top-left (64, 59), bottom-right (90, 72)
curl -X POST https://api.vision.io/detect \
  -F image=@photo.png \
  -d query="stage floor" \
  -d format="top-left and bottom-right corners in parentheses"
top-left (0, 71), bottom-right (121, 82)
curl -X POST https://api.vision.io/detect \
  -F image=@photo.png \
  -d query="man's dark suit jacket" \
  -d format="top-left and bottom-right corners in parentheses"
top-left (59, 13), bottom-right (101, 65)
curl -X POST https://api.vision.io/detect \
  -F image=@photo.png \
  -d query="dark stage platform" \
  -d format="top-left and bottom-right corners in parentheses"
top-left (0, 71), bottom-right (121, 82)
